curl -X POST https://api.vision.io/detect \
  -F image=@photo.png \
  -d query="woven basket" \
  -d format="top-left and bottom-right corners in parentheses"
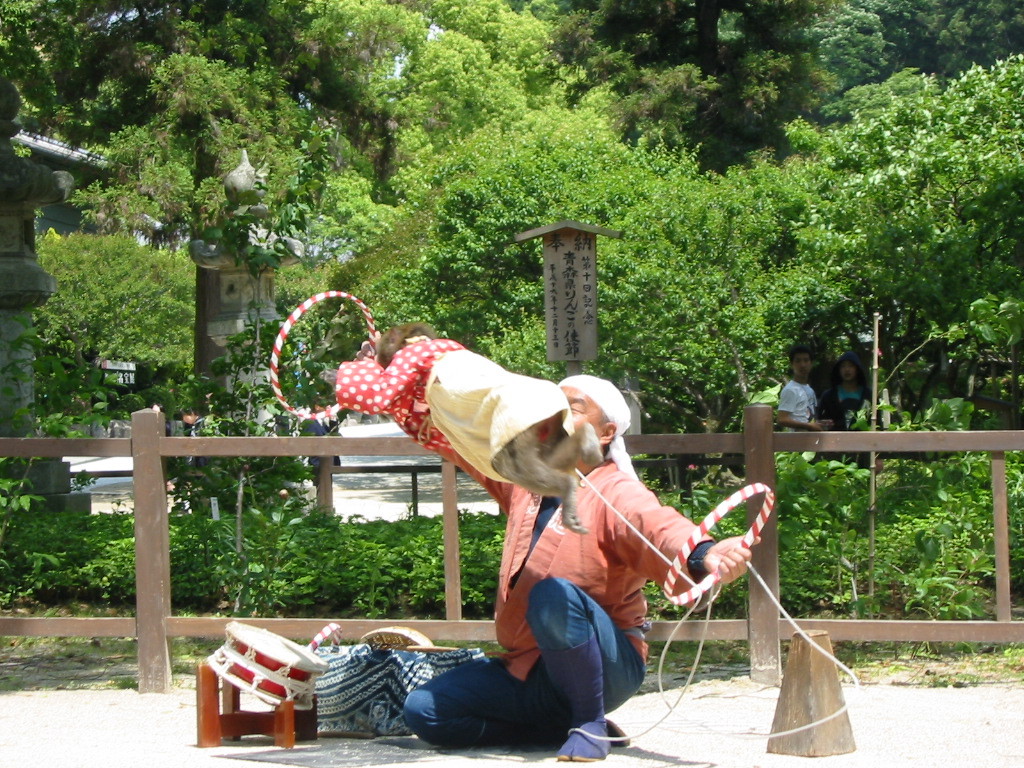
top-left (358, 626), bottom-right (432, 650)
top-left (357, 626), bottom-right (456, 652)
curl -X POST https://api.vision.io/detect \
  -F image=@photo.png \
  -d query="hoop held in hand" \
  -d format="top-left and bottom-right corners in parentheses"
top-left (662, 482), bottom-right (775, 606)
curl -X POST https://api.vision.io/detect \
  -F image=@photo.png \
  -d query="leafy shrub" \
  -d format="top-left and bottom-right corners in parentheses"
top-left (766, 450), bottom-right (1002, 619)
top-left (641, 438), bottom-right (1019, 624)
top-left (0, 507), bottom-right (134, 605)
top-left (1, 425), bottom-right (1019, 625)
top-left (0, 505), bottom-right (505, 618)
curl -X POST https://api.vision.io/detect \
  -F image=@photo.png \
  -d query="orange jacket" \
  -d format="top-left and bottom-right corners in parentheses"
top-left (453, 458), bottom-right (706, 681)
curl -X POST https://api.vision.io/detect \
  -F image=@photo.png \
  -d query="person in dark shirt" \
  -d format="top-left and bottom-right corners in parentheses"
top-left (818, 351), bottom-right (876, 468)
top-left (818, 351), bottom-right (871, 431)
top-left (305, 405), bottom-right (340, 486)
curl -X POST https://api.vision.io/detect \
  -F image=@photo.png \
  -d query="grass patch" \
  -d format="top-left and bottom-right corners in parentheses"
top-left (3, 634), bottom-right (1023, 693)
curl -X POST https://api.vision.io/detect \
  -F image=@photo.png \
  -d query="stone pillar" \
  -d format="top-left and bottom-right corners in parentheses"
top-left (188, 148), bottom-right (303, 430)
top-left (0, 78), bottom-right (88, 513)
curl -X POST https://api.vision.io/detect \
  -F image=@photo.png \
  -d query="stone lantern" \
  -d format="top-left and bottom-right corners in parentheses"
top-left (0, 77), bottom-right (73, 437)
top-left (189, 150), bottom-right (303, 352)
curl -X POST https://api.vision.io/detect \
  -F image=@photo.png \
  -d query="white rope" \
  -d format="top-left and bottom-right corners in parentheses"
top-left (574, 469), bottom-right (683, 574)
top-left (744, 560), bottom-right (861, 739)
top-left (569, 470), bottom-right (862, 746)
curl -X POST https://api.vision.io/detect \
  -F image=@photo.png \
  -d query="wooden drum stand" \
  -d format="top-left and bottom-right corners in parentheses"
top-left (196, 662), bottom-right (319, 749)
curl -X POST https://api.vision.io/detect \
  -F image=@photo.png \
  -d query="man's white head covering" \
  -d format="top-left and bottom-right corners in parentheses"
top-left (559, 375), bottom-right (639, 481)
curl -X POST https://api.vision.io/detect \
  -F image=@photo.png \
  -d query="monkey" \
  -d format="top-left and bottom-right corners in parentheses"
top-left (490, 412), bottom-right (603, 534)
top-left (333, 323), bottom-right (603, 533)
top-left (318, 322), bottom-right (438, 387)
top-left (375, 322), bottom-right (438, 368)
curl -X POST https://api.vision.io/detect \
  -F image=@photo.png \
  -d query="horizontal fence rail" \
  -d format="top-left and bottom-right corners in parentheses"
top-left (0, 405), bottom-right (1021, 692)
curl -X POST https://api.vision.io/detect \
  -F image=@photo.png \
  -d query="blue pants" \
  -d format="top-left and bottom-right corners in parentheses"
top-left (403, 577), bottom-right (646, 747)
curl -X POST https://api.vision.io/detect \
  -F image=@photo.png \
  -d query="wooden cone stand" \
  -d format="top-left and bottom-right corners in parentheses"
top-left (767, 630), bottom-right (856, 757)
top-left (196, 662), bottom-right (319, 748)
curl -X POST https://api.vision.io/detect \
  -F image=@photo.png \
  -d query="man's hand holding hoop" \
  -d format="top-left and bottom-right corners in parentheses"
top-left (702, 536), bottom-right (757, 585)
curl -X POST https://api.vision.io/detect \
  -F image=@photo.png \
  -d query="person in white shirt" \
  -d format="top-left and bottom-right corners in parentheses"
top-left (777, 344), bottom-right (826, 432)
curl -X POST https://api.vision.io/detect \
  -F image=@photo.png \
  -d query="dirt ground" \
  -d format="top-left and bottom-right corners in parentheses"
top-left (2, 656), bottom-right (1023, 768)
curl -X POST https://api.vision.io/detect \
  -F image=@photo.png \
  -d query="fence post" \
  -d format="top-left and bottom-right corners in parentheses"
top-left (744, 404), bottom-right (781, 684)
top-left (131, 408), bottom-right (172, 693)
top-left (316, 459), bottom-right (333, 510)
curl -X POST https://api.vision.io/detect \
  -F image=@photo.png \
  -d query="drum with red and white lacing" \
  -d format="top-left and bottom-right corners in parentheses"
top-left (207, 621), bottom-right (329, 709)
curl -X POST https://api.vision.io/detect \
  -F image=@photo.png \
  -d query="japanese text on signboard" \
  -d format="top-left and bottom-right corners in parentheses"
top-left (543, 229), bottom-right (597, 361)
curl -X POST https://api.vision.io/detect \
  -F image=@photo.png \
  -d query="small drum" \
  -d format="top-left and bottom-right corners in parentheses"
top-left (207, 621), bottom-right (330, 709)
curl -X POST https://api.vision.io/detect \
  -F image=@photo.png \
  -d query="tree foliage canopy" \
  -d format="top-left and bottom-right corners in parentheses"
top-left (334, 56), bottom-right (1024, 429)
top-left (3, 1), bottom-right (1024, 431)
top-left (544, 0), bottom-right (832, 170)
top-left (811, 0), bottom-right (1024, 118)
top-left (34, 232), bottom-right (194, 370)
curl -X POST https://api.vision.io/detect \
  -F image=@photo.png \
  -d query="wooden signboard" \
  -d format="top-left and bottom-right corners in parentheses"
top-left (515, 220), bottom-right (621, 364)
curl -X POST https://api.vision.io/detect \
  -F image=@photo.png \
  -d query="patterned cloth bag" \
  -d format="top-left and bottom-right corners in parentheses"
top-left (314, 643), bottom-right (485, 736)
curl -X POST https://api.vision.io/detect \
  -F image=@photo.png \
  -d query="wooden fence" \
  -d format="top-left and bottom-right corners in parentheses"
top-left (0, 405), bottom-right (1020, 693)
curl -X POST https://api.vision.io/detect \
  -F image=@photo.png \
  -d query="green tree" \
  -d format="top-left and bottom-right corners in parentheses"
top-left (961, 296), bottom-right (1024, 427)
top-left (328, 56), bottom-right (1024, 431)
top-left (904, 0), bottom-right (1024, 79)
top-left (549, 0), bottom-right (832, 171)
top-left (34, 232), bottom-right (194, 371)
top-left (331, 109), bottom-right (818, 432)
top-left (810, 0), bottom-right (1024, 121)
top-left (810, 2), bottom-right (889, 93)
top-left (2, 2), bottom-right (367, 373)
top-left (397, 0), bottom-right (559, 156)
top-left (792, 56), bottom-right (1024, 415)
top-left (819, 67), bottom-right (931, 123)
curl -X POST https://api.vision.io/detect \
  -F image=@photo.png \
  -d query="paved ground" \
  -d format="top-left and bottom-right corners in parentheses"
top-left (20, 451), bottom-right (1022, 766)
top-left (69, 452), bottom-right (498, 521)
top-left (2, 675), bottom-right (1023, 768)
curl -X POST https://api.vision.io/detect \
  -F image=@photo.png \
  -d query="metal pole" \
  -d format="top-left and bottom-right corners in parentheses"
top-left (868, 312), bottom-right (881, 602)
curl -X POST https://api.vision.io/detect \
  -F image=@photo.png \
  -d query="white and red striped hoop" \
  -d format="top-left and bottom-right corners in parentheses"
top-left (662, 482), bottom-right (775, 606)
top-left (308, 621), bottom-right (342, 651)
top-left (269, 291), bottom-right (376, 420)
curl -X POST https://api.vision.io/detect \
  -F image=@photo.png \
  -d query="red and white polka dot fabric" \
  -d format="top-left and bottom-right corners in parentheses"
top-left (333, 338), bottom-right (465, 451)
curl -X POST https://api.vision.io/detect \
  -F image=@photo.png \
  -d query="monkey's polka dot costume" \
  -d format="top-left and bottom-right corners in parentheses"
top-left (334, 337), bottom-right (575, 483)
top-left (334, 338), bottom-right (465, 451)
